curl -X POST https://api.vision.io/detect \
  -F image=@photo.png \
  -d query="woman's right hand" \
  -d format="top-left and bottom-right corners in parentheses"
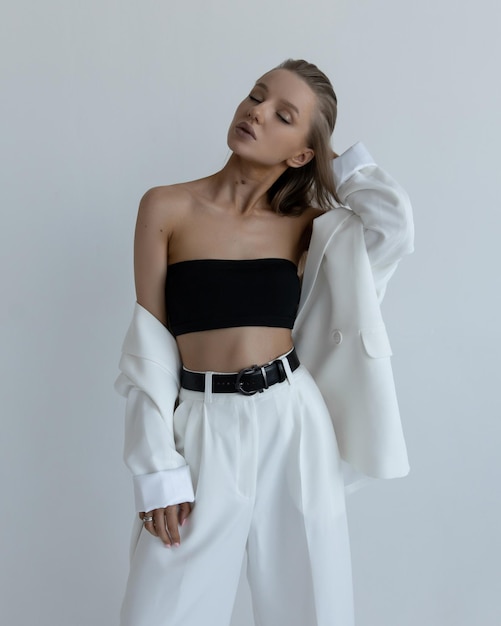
top-left (139, 502), bottom-right (193, 547)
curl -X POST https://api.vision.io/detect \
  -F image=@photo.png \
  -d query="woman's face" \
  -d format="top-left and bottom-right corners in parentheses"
top-left (227, 69), bottom-right (317, 168)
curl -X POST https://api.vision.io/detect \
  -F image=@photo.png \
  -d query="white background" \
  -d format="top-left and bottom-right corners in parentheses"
top-left (1, 1), bottom-right (500, 625)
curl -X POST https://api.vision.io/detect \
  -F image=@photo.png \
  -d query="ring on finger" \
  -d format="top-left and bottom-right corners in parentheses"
top-left (142, 516), bottom-right (154, 523)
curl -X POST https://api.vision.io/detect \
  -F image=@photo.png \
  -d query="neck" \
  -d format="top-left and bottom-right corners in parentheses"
top-left (208, 153), bottom-right (288, 215)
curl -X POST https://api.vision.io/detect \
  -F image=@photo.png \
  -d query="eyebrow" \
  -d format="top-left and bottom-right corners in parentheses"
top-left (254, 82), bottom-right (300, 116)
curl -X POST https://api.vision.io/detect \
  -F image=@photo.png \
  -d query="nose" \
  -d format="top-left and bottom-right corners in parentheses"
top-left (247, 103), bottom-right (261, 122)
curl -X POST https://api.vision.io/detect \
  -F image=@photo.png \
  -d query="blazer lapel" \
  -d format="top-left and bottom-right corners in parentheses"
top-left (295, 207), bottom-right (352, 328)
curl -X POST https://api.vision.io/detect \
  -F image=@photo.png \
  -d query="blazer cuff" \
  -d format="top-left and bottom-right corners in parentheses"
top-left (133, 464), bottom-right (195, 512)
top-left (333, 141), bottom-right (377, 189)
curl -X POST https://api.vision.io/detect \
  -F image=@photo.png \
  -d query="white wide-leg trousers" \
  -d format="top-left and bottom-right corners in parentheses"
top-left (120, 359), bottom-right (354, 626)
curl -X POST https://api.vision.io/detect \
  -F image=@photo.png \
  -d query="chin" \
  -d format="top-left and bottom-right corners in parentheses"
top-left (226, 134), bottom-right (252, 157)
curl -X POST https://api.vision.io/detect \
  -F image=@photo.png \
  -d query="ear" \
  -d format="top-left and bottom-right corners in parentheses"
top-left (286, 148), bottom-right (315, 169)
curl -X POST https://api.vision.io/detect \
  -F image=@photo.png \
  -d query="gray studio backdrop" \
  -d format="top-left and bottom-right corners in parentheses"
top-left (1, 1), bottom-right (500, 625)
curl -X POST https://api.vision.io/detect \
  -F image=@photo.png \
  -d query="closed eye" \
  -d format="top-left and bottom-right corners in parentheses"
top-left (248, 94), bottom-right (291, 124)
top-left (277, 114), bottom-right (291, 124)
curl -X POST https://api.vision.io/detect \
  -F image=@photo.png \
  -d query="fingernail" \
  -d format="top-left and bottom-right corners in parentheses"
top-left (181, 519), bottom-right (187, 526)
top-left (165, 543), bottom-right (171, 548)
top-left (174, 542), bottom-right (180, 547)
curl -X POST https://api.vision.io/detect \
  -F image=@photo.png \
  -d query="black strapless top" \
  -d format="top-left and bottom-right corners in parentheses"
top-left (165, 258), bottom-right (301, 336)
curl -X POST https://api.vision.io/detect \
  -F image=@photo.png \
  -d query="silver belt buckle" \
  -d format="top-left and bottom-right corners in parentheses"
top-left (235, 364), bottom-right (262, 395)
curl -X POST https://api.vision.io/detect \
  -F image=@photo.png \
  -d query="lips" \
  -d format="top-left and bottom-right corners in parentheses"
top-left (236, 121), bottom-right (256, 139)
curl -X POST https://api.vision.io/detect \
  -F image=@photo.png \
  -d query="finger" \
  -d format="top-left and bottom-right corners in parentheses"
top-left (154, 509), bottom-right (172, 547)
top-left (178, 502), bottom-right (192, 526)
top-left (166, 505), bottom-right (181, 545)
top-left (142, 510), bottom-right (158, 537)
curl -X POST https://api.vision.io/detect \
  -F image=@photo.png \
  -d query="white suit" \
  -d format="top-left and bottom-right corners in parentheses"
top-left (114, 141), bottom-right (415, 626)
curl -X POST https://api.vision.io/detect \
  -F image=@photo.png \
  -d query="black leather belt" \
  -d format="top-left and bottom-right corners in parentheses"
top-left (180, 348), bottom-right (300, 395)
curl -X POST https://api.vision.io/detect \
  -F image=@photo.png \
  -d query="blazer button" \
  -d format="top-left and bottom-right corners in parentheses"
top-left (332, 329), bottom-right (343, 344)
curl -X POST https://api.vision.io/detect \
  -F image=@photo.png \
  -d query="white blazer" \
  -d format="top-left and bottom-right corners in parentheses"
top-left (114, 142), bottom-right (415, 513)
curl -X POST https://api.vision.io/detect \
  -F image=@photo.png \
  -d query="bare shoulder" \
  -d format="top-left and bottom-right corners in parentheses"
top-left (136, 182), bottom-right (195, 230)
top-left (133, 183), bottom-right (198, 325)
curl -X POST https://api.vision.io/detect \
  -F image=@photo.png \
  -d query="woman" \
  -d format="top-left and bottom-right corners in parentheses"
top-left (115, 59), bottom-right (414, 626)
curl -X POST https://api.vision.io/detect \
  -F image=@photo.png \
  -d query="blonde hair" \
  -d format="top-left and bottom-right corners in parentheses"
top-left (266, 59), bottom-right (340, 215)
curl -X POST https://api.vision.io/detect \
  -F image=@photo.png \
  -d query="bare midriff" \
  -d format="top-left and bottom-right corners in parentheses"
top-left (175, 326), bottom-right (294, 372)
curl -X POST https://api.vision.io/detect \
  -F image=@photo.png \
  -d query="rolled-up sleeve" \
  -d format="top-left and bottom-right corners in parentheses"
top-left (114, 303), bottom-right (195, 513)
top-left (116, 375), bottom-right (195, 512)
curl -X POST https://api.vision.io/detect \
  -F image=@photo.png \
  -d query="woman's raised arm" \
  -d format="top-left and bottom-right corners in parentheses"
top-left (332, 142), bottom-right (415, 301)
